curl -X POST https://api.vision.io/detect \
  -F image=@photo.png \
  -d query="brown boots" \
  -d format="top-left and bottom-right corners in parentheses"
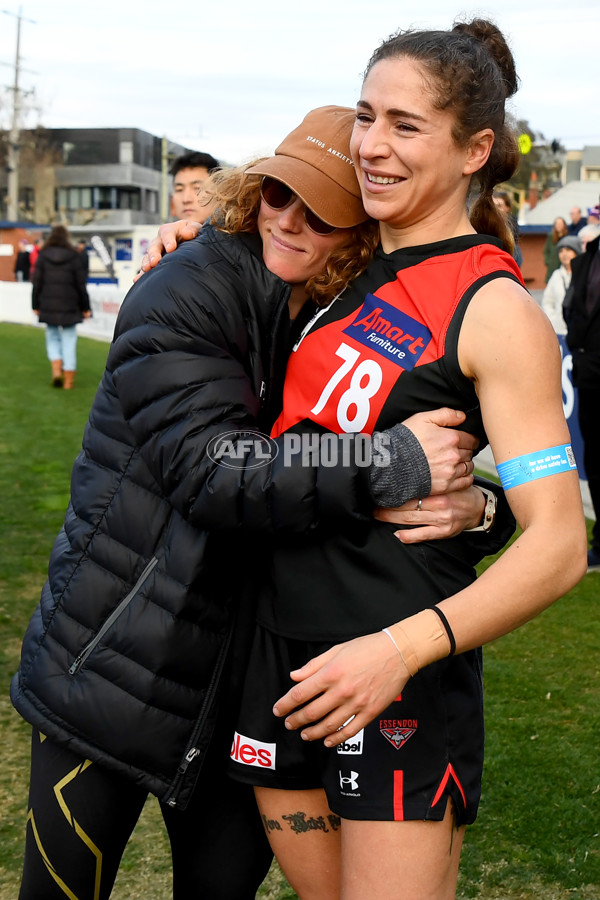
top-left (51, 360), bottom-right (63, 388)
top-left (50, 361), bottom-right (75, 389)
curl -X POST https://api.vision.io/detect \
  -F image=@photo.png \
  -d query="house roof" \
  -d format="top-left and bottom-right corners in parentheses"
top-left (582, 146), bottom-right (600, 166)
top-left (0, 221), bottom-right (51, 230)
top-left (523, 181), bottom-right (600, 226)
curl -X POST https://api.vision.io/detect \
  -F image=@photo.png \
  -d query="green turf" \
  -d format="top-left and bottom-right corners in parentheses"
top-left (0, 322), bottom-right (598, 899)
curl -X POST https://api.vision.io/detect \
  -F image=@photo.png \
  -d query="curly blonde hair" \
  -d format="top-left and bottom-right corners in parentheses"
top-left (202, 162), bottom-right (379, 306)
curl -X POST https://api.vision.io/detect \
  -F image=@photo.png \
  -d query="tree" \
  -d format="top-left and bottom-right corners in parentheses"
top-left (0, 125), bottom-right (61, 222)
top-left (506, 118), bottom-right (564, 199)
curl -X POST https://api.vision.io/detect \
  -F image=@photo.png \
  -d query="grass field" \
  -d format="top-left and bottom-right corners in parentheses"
top-left (1, 322), bottom-right (599, 899)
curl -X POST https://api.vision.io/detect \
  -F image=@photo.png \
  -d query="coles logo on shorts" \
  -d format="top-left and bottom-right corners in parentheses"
top-left (336, 728), bottom-right (364, 755)
top-left (230, 732), bottom-right (276, 769)
top-left (379, 718), bottom-right (417, 750)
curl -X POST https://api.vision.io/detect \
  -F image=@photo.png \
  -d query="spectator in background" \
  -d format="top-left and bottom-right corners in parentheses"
top-left (32, 225), bottom-right (91, 389)
top-left (14, 239), bottom-right (31, 282)
top-left (569, 206), bottom-right (587, 235)
top-left (76, 239), bottom-right (89, 280)
top-left (566, 221), bottom-right (600, 572)
top-left (542, 234), bottom-right (581, 333)
top-left (28, 237), bottom-right (42, 280)
top-left (170, 150), bottom-right (219, 222)
top-left (578, 223), bottom-right (600, 251)
top-left (493, 190), bottom-right (522, 266)
top-left (587, 205), bottom-right (600, 226)
top-left (543, 216), bottom-right (569, 283)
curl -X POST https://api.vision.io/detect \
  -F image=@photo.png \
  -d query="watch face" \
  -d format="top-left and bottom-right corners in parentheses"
top-left (466, 488), bottom-right (497, 532)
top-left (482, 490), bottom-right (497, 531)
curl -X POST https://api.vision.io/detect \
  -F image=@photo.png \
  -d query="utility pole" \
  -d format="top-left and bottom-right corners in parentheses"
top-left (161, 135), bottom-right (169, 222)
top-left (3, 6), bottom-right (36, 221)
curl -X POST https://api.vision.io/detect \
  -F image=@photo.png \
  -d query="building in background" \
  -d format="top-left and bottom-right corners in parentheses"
top-left (0, 127), bottom-right (193, 228)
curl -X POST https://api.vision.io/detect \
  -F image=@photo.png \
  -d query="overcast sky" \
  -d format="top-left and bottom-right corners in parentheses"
top-left (0, 0), bottom-right (597, 166)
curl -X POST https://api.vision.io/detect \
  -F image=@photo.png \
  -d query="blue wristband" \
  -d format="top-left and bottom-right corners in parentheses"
top-left (496, 444), bottom-right (577, 490)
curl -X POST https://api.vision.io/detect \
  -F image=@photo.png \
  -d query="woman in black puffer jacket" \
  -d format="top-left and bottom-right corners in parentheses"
top-left (32, 225), bottom-right (91, 389)
top-left (14, 109), bottom-right (387, 900)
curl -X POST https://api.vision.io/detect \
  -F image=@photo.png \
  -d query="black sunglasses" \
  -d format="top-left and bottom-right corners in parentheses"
top-left (260, 176), bottom-right (337, 236)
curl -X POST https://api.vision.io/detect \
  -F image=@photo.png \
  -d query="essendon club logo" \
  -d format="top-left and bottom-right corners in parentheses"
top-left (379, 719), bottom-right (417, 750)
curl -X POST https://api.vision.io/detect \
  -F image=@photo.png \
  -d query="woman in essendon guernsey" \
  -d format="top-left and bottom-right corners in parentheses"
top-left (224, 19), bottom-right (586, 900)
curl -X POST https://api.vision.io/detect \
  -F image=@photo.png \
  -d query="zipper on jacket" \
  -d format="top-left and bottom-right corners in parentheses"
top-left (176, 747), bottom-right (201, 777)
top-left (163, 624), bottom-right (234, 807)
top-left (292, 293), bottom-right (341, 352)
top-left (68, 556), bottom-right (159, 676)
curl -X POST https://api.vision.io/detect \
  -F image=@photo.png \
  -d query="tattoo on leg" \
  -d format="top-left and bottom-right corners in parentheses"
top-left (282, 810), bottom-right (330, 834)
top-left (262, 814), bottom-right (283, 835)
top-left (327, 813), bottom-right (341, 831)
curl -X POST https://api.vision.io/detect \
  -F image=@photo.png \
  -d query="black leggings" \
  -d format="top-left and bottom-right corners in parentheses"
top-left (578, 387), bottom-right (600, 550)
top-left (18, 730), bottom-right (273, 900)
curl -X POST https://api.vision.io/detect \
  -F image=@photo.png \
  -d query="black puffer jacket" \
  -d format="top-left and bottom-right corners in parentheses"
top-left (566, 234), bottom-right (600, 388)
top-left (11, 226), bottom-right (373, 810)
top-left (31, 245), bottom-right (90, 325)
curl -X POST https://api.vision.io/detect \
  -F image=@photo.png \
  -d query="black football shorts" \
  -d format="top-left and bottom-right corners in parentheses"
top-left (228, 623), bottom-right (484, 825)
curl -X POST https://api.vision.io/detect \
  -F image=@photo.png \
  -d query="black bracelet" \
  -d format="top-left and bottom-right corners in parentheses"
top-left (430, 606), bottom-right (456, 656)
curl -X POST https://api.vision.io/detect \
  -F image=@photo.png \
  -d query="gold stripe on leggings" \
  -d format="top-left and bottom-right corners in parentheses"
top-left (25, 756), bottom-right (104, 900)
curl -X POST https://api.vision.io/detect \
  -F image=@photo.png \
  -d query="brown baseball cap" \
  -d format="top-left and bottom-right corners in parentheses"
top-left (246, 106), bottom-right (368, 229)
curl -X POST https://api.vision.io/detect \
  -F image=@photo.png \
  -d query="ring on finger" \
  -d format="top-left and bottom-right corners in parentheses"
top-left (417, 498), bottom-right (422, 511)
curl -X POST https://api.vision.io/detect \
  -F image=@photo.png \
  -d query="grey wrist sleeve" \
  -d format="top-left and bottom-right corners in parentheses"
top-left (368, 423), bottom-right (431, 506)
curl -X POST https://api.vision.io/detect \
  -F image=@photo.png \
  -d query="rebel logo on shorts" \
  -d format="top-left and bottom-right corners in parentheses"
top-left (336, 728), bottom-right (364, 755)
top-left (343, 294), bottom-right (431, 370)
top-left (379, 718), bottom-right (418, 750)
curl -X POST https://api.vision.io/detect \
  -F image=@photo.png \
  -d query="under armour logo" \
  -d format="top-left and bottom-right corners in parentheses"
top-left (339, 770), bottom-right (359, 791)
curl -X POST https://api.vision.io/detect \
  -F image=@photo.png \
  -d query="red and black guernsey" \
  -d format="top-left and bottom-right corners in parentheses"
top-left (258, 235), bottom-right (524, 642)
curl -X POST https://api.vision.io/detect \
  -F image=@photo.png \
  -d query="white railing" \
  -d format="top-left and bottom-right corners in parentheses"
top-left (0, 281), bottom-right (126, 342)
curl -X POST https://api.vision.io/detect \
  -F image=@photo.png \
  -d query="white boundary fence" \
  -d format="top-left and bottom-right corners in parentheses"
top-left (0, 281), bottom-right (126, 342)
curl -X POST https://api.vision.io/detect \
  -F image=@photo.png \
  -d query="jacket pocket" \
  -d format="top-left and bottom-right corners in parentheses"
top-left (68, 556), bottom-right (159, 675)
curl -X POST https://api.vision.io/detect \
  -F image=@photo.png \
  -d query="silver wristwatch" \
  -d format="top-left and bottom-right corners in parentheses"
top-left (465, 485), bottom-right (497, 532)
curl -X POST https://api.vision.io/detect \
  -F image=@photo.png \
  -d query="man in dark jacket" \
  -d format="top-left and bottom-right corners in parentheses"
top-left (14, 239), bottom-right (31, 281)
top-left (568, 206), bottom-right (587, 236)
top-left (76, 239), bottom-right (90, 279)
top-left (566, 230), bottom-right (600, 570)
